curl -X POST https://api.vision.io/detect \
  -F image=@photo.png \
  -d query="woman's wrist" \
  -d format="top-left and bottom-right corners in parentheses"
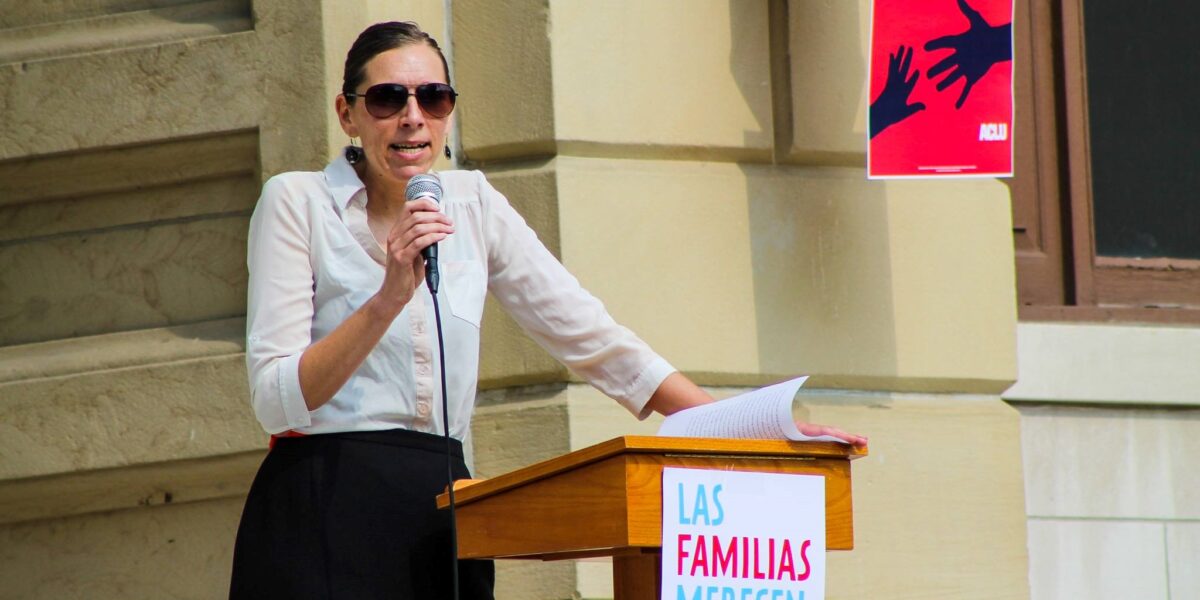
top-left (365, 290), bottom-right (408, 322)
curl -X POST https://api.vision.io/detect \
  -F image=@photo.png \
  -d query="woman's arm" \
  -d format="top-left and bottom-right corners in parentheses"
top-left (296, 197), bottom-right (453, 410)
top-left (645, 372), bottom-right (869, 447)
top-left (644, 372), bottom-right (714, 415)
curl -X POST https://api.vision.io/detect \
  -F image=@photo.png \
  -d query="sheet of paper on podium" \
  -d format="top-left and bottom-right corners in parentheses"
top-left (657, 377), bottom-right (846, 443)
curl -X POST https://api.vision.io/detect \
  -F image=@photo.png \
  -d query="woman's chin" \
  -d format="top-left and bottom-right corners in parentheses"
top-left (384, 159), bottom-right (433, 183)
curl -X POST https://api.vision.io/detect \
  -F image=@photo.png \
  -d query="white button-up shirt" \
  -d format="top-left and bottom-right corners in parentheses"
top-left (245, 154), bottom-right (675, 439)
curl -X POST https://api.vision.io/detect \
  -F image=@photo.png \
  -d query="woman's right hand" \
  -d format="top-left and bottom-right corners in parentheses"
top-left (373, 198), bottom-right (454, 316)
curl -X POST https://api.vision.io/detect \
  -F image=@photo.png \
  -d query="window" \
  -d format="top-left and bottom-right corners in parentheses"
top-left (1010, 0), bottom-right (1200, 323)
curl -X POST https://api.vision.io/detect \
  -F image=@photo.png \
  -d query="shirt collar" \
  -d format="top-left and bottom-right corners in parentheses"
top-left (323, 148), bottom-right (367, 212)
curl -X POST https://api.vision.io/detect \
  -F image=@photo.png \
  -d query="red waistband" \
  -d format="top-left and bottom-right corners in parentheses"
top-left (268, 430), bottom-right (307, 449)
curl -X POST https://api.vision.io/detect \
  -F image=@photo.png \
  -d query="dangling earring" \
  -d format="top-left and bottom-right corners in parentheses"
top-left (345, 137), bottom-right (364, 164)
top-left (444, 145), bottom-right (452, 159)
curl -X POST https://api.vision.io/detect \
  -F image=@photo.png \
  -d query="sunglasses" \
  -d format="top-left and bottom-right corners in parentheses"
top-left (344, 83), bottom-right (458, 119)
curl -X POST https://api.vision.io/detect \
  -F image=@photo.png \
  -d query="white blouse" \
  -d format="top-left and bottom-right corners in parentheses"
top-left (245, 153), bottom-right (675, 439)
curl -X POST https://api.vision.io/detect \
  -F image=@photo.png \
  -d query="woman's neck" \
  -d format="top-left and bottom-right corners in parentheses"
top-left (356, 161), bottom-right (408, 217)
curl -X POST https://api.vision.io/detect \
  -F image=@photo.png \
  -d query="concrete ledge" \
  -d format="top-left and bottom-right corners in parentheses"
top-left (1004, 321), bottom-right (1200, 406)
top-left (0, 318), bottom-right (244, 384)
top-left (0, 350), bottom-right (262, 481)
top-left (0, 0), bottom-right (253, 65)
top-left (0, 450), bottom-right (261, 526)
top-left (0, 495), bottom-right (245, 599)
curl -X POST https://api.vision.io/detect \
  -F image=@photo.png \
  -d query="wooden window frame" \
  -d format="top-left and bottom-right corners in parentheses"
top-left (1012, 0), bottom-right (1200, 325)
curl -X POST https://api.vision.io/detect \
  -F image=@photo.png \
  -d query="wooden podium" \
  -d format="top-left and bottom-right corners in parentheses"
top-left (437, 436), bottom-right (866, 599)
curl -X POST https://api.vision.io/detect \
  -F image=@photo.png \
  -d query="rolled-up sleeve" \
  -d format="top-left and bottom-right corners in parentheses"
top-left (477, 173), bottom-right (676, 419)
top-left (245, 176), bottom-right (315, 433)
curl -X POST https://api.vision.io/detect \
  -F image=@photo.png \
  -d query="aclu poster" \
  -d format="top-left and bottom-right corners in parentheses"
top-left (868, 0), bottom-right (1014, 178)
top-left (662, 468), bottom-right (826, 600)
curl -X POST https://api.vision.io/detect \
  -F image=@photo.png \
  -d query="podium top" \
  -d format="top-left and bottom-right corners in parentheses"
top-left (439, 435), bottom-right (866, 509)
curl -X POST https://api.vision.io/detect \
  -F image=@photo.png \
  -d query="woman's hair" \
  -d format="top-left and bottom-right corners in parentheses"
top-left (342, 21), bottom-right (450, 97)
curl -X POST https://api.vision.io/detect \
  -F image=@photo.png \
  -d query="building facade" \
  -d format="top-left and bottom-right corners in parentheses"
top-left (0, 1), bottom-right (1194, 598)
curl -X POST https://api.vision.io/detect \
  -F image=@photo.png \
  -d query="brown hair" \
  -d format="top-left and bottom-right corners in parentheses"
top-left (342, 21), bottom-right (450, 97)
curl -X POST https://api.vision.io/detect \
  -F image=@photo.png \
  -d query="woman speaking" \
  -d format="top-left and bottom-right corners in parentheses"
top-left (229, 21), bottom-right (865, 600)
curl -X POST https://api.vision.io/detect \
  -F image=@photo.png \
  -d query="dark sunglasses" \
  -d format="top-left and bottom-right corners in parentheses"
top-left (344, 83), bottom-right (458, 119)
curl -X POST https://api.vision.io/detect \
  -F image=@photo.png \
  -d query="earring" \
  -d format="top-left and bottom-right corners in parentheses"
top-left (345, 138), bottom-right (364, 164)
top-left (444, 145), bottom-right (452, 159)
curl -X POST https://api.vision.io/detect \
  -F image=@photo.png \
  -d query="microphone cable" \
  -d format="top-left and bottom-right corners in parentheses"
top-left (429, 282), bottom-right (460, 600)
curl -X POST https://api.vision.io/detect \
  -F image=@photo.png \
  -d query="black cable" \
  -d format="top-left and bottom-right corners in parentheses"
top-left (429, 285), bottom-right (460, 600)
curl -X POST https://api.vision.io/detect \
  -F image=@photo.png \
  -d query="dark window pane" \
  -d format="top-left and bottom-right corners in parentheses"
top-left (1084, 0), bottom-right (1200, 260)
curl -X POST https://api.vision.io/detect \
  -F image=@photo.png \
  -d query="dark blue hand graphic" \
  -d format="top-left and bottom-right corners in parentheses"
top-left (925, 0), bottom-right (1012, 109)
top-left (870, 45), bottom-right (925, 138)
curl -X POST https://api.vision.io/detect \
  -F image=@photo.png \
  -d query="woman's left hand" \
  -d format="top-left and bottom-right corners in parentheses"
top-left (797, 421), bottom-right (868, 448)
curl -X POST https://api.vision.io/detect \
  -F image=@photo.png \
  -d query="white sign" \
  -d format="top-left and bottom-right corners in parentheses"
top-left (662, 468), bottom-right (826, 600)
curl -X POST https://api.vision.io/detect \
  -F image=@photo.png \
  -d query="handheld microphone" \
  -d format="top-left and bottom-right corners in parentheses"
top-left (406, 172), bottom-right (457, 599)
top-left (404, 173), bottom-right (443, 293)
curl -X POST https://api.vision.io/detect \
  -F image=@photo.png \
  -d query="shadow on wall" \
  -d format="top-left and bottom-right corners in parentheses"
top-left (728, 1), bottom-right (899, 385)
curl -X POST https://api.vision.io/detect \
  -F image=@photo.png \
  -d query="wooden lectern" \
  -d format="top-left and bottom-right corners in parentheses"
top-left (437, 436), bottom-right (866, 600)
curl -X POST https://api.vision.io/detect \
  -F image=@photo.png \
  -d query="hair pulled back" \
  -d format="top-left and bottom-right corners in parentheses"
top-left (342, 21), bottom-right (450, 97)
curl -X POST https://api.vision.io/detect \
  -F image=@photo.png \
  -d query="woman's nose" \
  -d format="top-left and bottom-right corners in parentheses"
top-left (399, 95), bottom-right (425, 127)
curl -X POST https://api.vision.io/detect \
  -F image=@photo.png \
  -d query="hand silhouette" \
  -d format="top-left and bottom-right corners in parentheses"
top-left (870, 45), bottom-right (925, 138)
top-left (925, 0), bottom-right (1012, 109)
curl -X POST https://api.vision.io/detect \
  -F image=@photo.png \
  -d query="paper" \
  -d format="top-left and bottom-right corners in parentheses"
top-left (657, 377), bottom-right (846, 443)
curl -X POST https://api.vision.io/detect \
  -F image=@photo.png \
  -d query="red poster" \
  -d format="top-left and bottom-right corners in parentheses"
top-left (868, 0), bottom-right (1014, 178)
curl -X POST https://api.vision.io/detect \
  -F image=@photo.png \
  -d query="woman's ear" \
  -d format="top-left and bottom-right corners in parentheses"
top-left (335, 95), bottom-right (358, 138)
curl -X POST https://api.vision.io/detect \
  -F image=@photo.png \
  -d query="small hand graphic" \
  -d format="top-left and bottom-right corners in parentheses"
top-left (870, 45), bottom-right (925, 138)
top-left (924, 0), bottom-right (1013, 109)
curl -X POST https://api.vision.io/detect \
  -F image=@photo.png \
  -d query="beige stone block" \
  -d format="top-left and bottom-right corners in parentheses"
top-left (1005, 322), bottom-right (1200, 406)
top-left (788, 0), bottom-right (871, 161)
top-left (454, 0), bottom-right (772, 161)
top-left (472, 385), bottom-right (572, 479)
top-left (0, 215), bottom-right (249, 345)
top-left (550, 0), bottom-right (773, 158)
top-left (0, 316), bottom-right (244, 386)
top-left (452, 0), bottom-right (556, 160)
top-left (0, 450), bottom-right (261, 526)
top-left (0, 173), bottom-right (256, 242)
top-left (575, 559), bottom-right (615, 600)
top-left (798, 391), bottom-right (1030, 599)
top-left (881, 177), bottom-right (1017, 386)
top-left (0, 496), bottom-right (244, 600)
top-left (1168, 522), bottom-right (1200, 600)
top-left (1019, 404), bottom-right (1200, 520)
top-left (0, 0), bottom-right (253, 65)
top-left (254, 0), bottom-right (343, 175)
top-left (1027, 519), bottom-right (1168, 600)
top-left (0, 353), bottom-right (262, 481)
top-left (0, 130), bottom-right (258, 208)
top-left (366, 0), bottom-right (448, 42)
top-left (0, 32), bottom-right (261, 161)
top-left (554, 157), bottom-right (1016, 391)
top-left (492, 559), bottom-right (576, 600)
top-left (1, 0), bottom-right (247, 30)
top-left (556, 157), bottom-right (761, 378)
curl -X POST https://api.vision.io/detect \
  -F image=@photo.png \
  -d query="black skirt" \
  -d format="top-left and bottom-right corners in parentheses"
top-left (229, 428), bottom-right (494, 599)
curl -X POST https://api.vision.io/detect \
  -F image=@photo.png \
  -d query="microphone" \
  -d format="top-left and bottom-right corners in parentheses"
top-left (405, 173), bottom-right (443, 293)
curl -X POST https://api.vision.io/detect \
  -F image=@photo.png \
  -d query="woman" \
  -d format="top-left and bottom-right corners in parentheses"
top-left (231, 21), bottom-right (865, 600)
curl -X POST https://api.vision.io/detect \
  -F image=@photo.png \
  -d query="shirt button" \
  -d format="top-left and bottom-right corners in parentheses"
top-left (417, 364), bottom-right (430, 376)
top-left (417, 403), bottom-right (430, 416)
top-left (415, 322), bottom-right (425, 333)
